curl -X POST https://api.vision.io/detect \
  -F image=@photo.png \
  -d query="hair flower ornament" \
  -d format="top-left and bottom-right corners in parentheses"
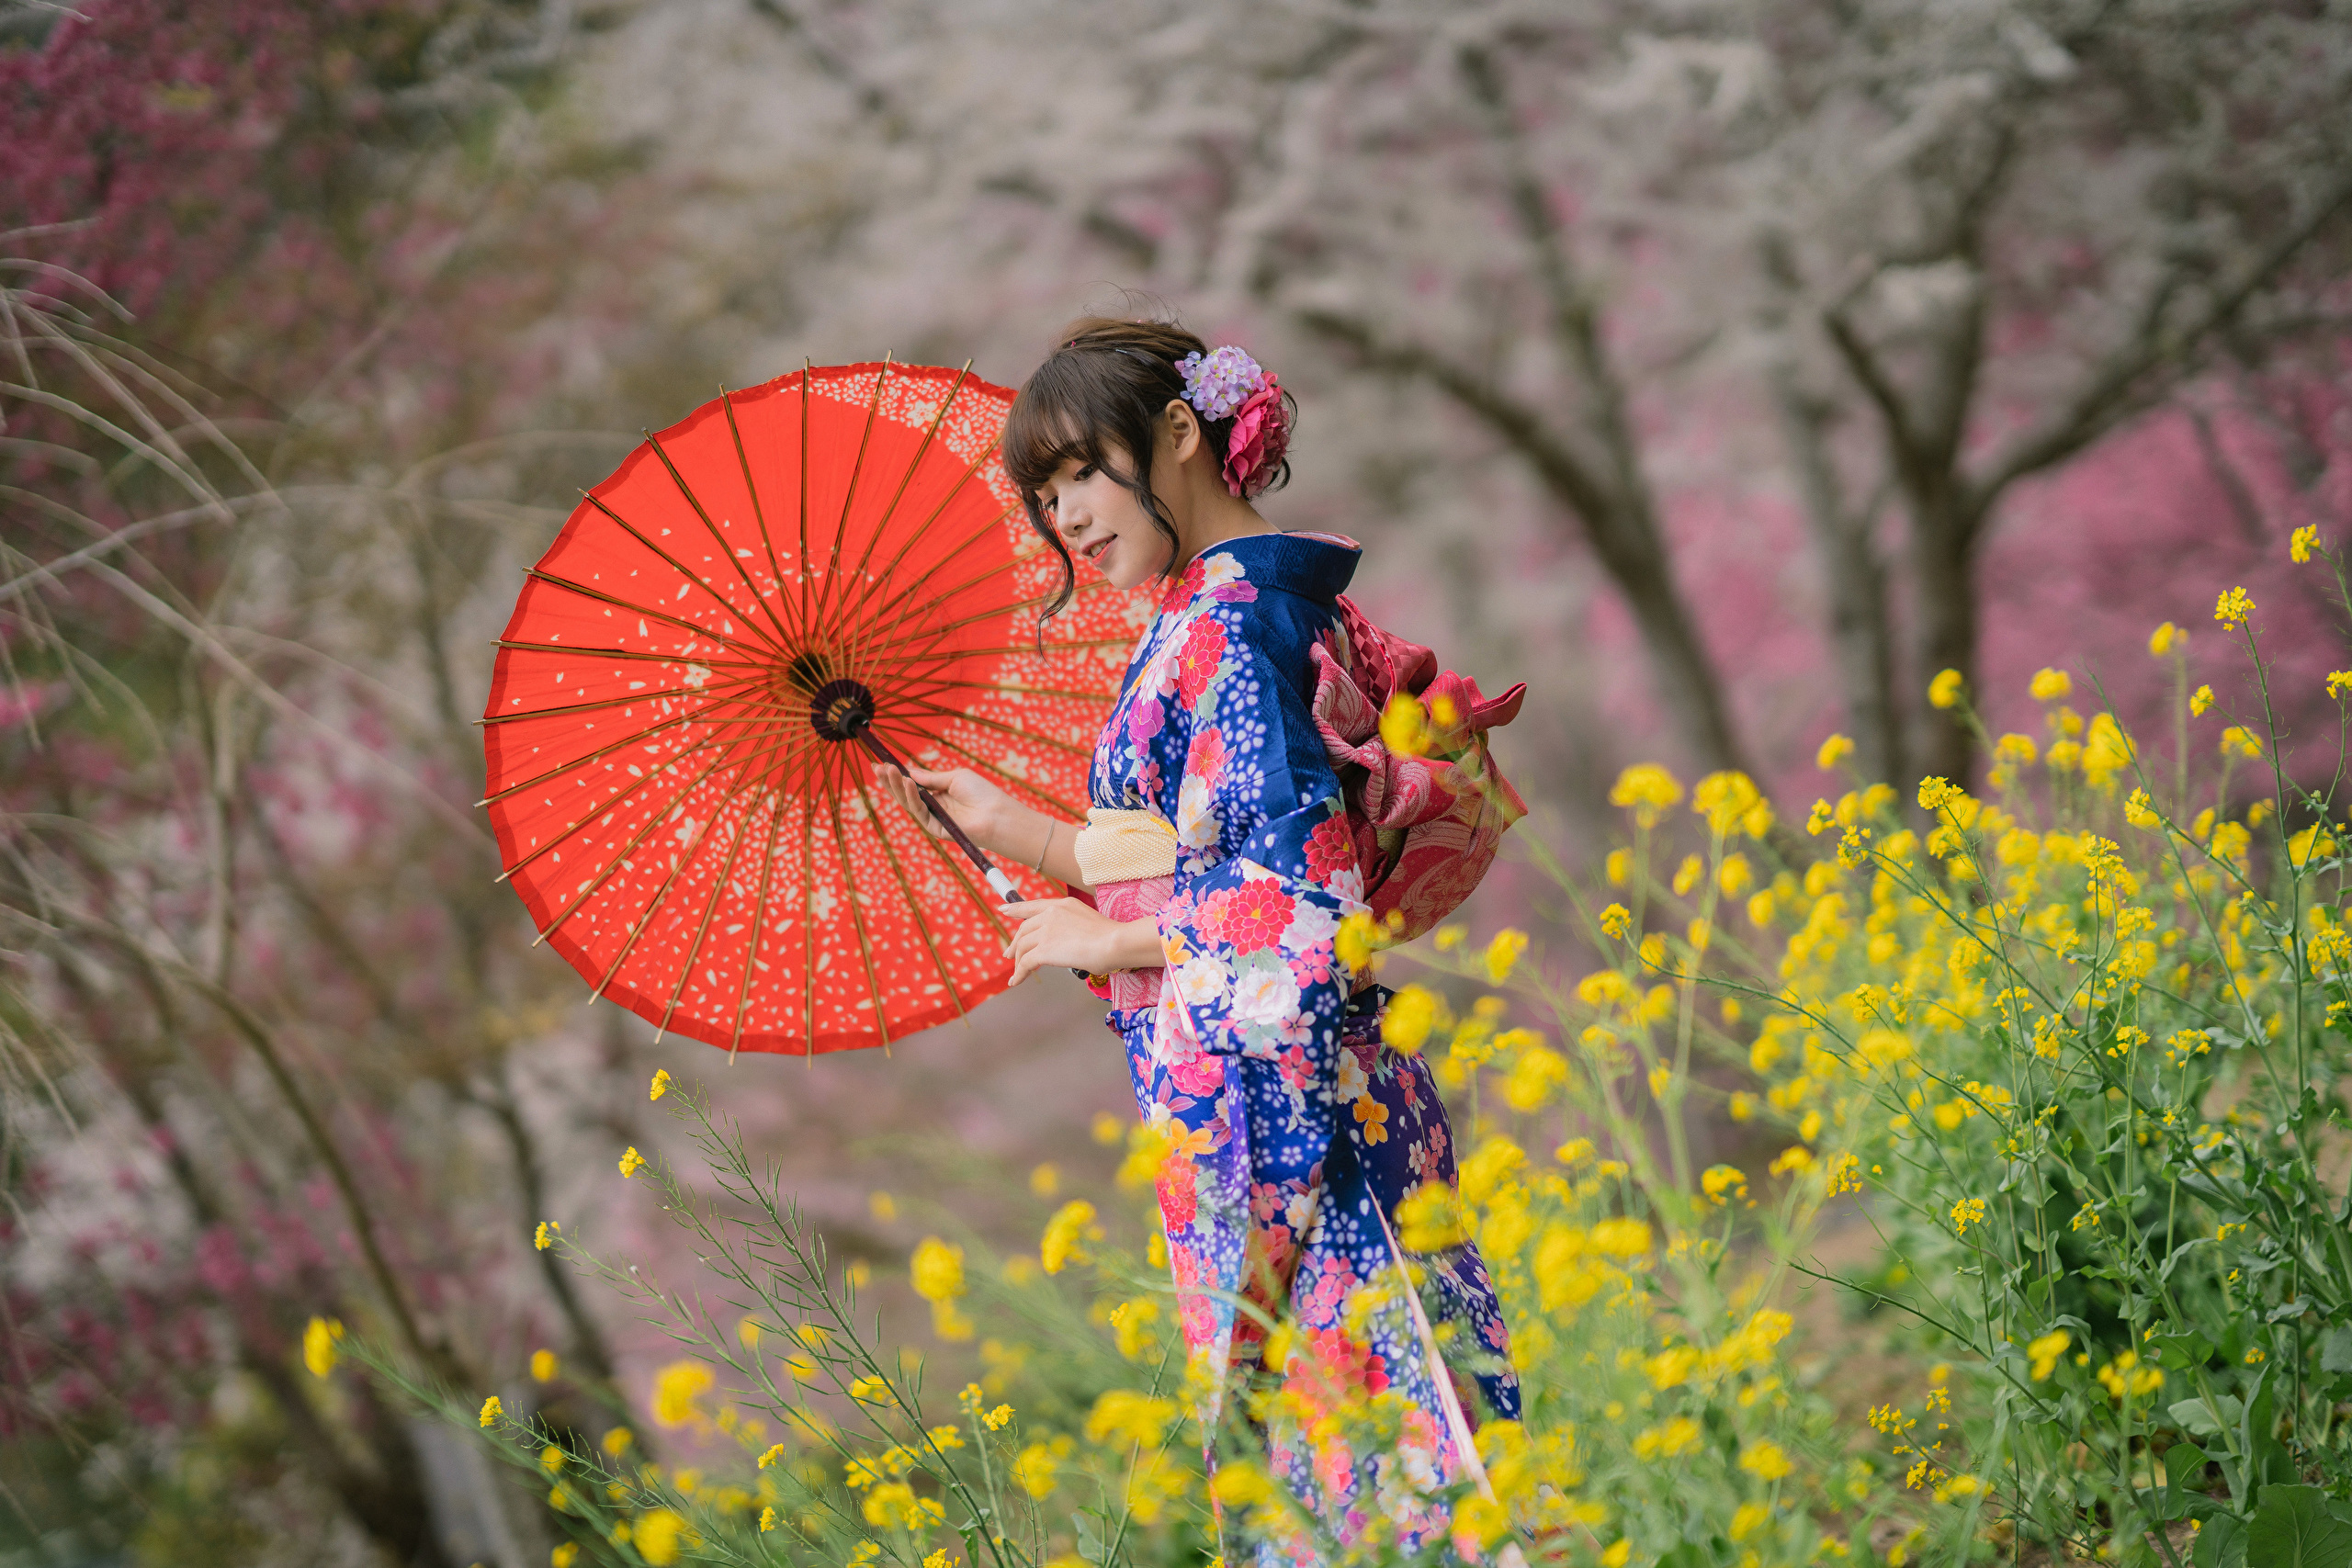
top-left (1178, 345), bottom-right (1290, 501)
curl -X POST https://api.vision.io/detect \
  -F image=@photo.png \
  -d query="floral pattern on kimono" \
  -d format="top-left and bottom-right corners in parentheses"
top-left (1086, 534), bottom-right (1521, 1562)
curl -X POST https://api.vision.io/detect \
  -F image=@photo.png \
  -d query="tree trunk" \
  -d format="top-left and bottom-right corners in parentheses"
top-left (1770, 373), bottom-right (1904, 784)
top-left (1909, 489), bottom-right (1982, 790)
top-left (1576, 491), bottom-right (1758, 782)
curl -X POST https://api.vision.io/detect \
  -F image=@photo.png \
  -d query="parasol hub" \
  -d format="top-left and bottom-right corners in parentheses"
top-left (808, 677), bottom-right (878, 741)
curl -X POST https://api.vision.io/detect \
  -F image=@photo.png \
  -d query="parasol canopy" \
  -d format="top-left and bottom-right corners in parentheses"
top-left (481, 362), bottom-right (1150, 1055)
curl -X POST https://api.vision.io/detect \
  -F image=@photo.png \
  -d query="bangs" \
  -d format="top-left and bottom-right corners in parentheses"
top-left (1001, 360), bottom-right (1110, 494)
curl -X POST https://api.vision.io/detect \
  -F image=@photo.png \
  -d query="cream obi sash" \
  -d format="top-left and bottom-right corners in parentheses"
top-left (1072, 807), bottom-right (1179, 886)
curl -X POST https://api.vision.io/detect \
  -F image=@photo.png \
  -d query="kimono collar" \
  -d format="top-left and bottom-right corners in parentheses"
top-left (1180, 531), bottom-right (1361, 607)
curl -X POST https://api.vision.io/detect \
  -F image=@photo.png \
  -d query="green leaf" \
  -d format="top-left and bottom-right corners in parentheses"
top-left (2193, 1512), bottom-right (2246, 1568)
top-left (2169, 1396), bottom-right (2244, 1438)
top-left (2320, 1325), bottom-right (2352, 1374)
top-left (2245, 1485), bottom-right (2352, 1568)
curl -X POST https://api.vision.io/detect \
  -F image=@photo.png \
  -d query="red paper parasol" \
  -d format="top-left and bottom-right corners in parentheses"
top-left (481, 363), bottom-right (1149, 1055)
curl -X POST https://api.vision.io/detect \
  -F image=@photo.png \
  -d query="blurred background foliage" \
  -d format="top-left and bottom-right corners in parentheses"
top-left (2, 0), bottom-right (2348, 1562)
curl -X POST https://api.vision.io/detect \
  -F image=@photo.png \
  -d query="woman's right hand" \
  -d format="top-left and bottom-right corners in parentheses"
top-left (872, 762), bottom-right (1035, 861)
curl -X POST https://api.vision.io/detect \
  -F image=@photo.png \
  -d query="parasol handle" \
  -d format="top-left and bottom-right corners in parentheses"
top-left (852, 726), bottom-right (1021, 904)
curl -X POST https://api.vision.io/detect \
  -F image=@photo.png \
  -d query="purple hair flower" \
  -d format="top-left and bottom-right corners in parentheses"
top-left (1177, 346), bottom-right (1267, 422)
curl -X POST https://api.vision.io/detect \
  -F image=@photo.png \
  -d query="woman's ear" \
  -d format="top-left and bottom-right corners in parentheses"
top-left (1162, 398), bottom-right (1203, 464)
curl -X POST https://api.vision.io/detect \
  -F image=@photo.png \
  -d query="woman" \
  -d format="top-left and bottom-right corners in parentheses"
top-left (877, 317), bottom-right (1517, 1556)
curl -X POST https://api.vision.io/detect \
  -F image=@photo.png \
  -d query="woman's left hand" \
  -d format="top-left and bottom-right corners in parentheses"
top-left (1002, 899), bottom-right (1163, 985)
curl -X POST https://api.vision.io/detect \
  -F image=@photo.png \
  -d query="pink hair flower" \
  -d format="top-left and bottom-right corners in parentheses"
top-left (1178, 345), bottom-right (1290, 499)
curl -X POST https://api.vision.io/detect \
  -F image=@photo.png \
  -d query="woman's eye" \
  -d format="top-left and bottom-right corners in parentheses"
top-left (1073, 465), bottom-right (1095, 482)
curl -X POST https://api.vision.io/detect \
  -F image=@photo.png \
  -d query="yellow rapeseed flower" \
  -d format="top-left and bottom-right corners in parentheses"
top-left (2329, 671), bottom-right (2352, 701)
top-left (301, 1316), bottom-right (344, 1380)
top-left (2220, 725), bottom-right (2264, 759)
top-left (1740, 1441), bottom-right (1794, 1481)
top-left (1397, 1180), bottom-right (1469, 1252)
top-left (650, 1359), bottom-right (713, 1427)
top-left (531, 1348), bottom-right (559, 1383)
top-left (2190, 683), bottom-right (2213, 716)
top-left (1816, 732), bottom-right (1854, 770)
top-left (758, 1507), bottom-right (776, 1533)
top-left (618, 1146), bottom-right (646, 1179)
top-left (1041, 1200), bottom-right (1098, 1275)
top-left (479, 1395), bottom-right (503, 1428)
top-left (649, 1068), bottom-right (671, 1101)
top-left (1634, 1416), bottom-right (1702, 1460)
top-left (2291, 525), bottom-right (2319, 563)
top-left (910, 1237), bottom-right (966, 1304)
top-left (601, 1426), bottom-right (633, 1458)
top-left (1379, 692), bottom-right (1430, 757)
top-left (1950, 1198), bottom-right (1987, 1237)
top-left (2029, 667), bottom-right (2072, 702)
top-left (2028, 1329), bottom-right (2070, 1381)
top-left (1484, 927), bottom-right (1530, 984)
top-left (534, 1220), bottom-right (560, 1251)
top-left (553, 1545), bottom-right (580, 1567)
top-left (1599, 902), bottom-right (1632, 940)
top-left (1503, 1045), bottom-right (1571, 1111)
top-left (2123, 789), bottom-right (2159, 829)
top-left (1086, 1389), bottom-right (1178, 1449)
top-left (1381, 983), bottom-right (1445, 1053)
top-left (1590, 1216), bottom-right (1654, 1258)
top-left (1609, 762), bottom-right (1684, 828)
top-left (2214, 586), bottom-right (2255, 628)
top-left (1692, 770), bottom-right (1763, 839)
top-left (2149, 621), bottom-right (2183, 656)
top-left (1928, 669), bottom-right (1964, 709)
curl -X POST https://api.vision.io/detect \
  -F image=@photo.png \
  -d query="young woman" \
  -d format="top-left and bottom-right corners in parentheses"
top-left (876, 317), bottom-right (1518, 1555)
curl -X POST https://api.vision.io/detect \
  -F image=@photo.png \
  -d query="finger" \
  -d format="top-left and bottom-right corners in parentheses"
top-left (907, 764), bottom-right (958, 791)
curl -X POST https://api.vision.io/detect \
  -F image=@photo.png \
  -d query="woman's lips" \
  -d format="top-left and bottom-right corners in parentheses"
top-left (1083, 537), bottom-right (1112, 566)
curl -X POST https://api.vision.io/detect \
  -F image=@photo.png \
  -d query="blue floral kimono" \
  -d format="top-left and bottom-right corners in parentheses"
top-left (1082, 534), bottom-right (1520, 1557)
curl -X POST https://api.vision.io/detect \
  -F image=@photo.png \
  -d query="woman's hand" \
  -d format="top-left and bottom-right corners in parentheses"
top-left (872, 762), bottom-right (1036, 862)
top-left (1003, 898), bottom-right (1164, 985)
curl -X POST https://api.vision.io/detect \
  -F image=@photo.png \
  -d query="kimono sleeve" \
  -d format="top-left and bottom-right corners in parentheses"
top-left (1153, 605), bottom-right (1369, 1061)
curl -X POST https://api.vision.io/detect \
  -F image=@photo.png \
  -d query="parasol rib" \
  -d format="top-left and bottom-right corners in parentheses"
top-left (719, 385), bottom-right (807, 650)
top-left (819, 747), bottom-right (894, 1053)
top-left (808, 361), bottom-right (891, 643)
top-left (796, 362), bottom-right (813, 648)
top-left (727, 789), bottom-right (791, 1061)
top-left (501, 713), bottom-right (810, 891)
top-left (809, 363), bottom-right (971, 654)
top-left (888, 693), bottom-right (1094, 761)
top-left (643, 428), bottom-right (803, 654)
top-left (480, 694), bottom-right (778, 808)
top-left (823, 433), bottom-right (1008, 660)
top-left (520, 567), bottom-right (773, 657)
top-left (580, 491), bottom-right (793, 661)
top-left (879, 673), bottom-right (1124, 705)
top-left (582, 755), bottom-right (763, 1003)
top-left (849, 522), bottom-right (1035, 654)
top-left (836, 505), bottom-right (1028, 679)
top-left (479, 667), bottom-right (772, 728)
top-left (849, 775), bottom-right (974, 1023)
top-left (797, 792), bottom-right (817, 1058)
top-left (493, 639), bottom-right (767, 671)
top-left (654, 783), bottom-right (761, 1043)
top-left (905, 725), bottom-right (1089, 822)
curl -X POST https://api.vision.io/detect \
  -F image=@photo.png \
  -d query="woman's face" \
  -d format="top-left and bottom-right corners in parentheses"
top-left (1035, 446), bottom-right (1174, 592)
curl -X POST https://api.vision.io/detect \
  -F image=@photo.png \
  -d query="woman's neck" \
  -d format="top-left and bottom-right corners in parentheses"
top-left (1170, 480), bottom-right (1272, 575)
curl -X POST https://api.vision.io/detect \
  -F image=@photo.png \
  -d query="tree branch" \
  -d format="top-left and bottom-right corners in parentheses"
top-left (1968, 164), bottom-right (2352, 512)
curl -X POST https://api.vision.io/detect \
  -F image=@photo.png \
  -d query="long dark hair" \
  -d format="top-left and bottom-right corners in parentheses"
top-left (1001, 315), bottom-right (1295, 619)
